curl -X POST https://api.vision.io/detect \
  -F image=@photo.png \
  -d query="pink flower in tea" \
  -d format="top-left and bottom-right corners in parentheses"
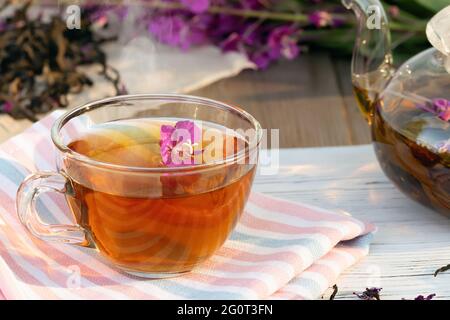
top-left (434, 98), bottom-right (450, 122)
top-left (417, 98), bottom-right (450, 122)
top-left (160, 120), bottom-right (202, 166)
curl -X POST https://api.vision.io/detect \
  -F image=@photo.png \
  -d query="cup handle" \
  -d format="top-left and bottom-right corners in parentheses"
top-left (16, 171), bottom-right (87, 245)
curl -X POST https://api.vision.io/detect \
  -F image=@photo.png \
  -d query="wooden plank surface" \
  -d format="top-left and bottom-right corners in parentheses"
top-left (0, 54), bottom-right (371, 147)
top-left (193, 54), bottom-right (371, 148)
top-left (254, 146), bottom-right (450, 300)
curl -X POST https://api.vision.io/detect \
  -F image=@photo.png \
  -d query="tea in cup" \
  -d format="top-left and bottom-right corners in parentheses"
top-left (17, 95), bottom-right (261, 278)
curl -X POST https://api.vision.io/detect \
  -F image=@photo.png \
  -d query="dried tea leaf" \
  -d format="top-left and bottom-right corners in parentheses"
top-left (414, 294), bottom-right (436, 300)
top-left (329, 284), bottom-right (338, 300)
top-left (434, 264), bottom-right (450, 277)
top-left (353, 287), bottom-right (382, 300)
top-left (0, 1), bottom-right (124, 121)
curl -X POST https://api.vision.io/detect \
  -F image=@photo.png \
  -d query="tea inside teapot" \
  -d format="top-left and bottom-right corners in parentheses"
top-left (345, 0), bottom-right (450, 215)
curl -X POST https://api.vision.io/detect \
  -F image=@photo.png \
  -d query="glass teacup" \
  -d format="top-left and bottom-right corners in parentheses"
top-left (16, 94), bottom-right (261, 278)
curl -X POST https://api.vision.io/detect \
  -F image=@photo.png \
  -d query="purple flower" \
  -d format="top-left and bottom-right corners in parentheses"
top-left (0, 20), bottom-right (7, 32)
top-left (160, 120), bottom-right (202, 166)
top-left (309, 11), bottom-right (333, 28)
top-left (267, 26), bottom-right (300, 60)
top-left (181, 0), bottom-right (210, 13)
top-left (249, 50), bottom-right (272, 70)
top-left (210, 14), bottom-right (242, 38)
top-left (148, 14), bottom-right (208, 50)
top-left (241, 22), bottom-right (261, 46)
top-left (309, 10), bottom-right (344, 28)
top-left (220, 32), bottom-right (242, 52)
top-left (1, 101), bottom-right (13, 113)
top-left (417, 98), bottom-right (450, 122)
top-left (433, 98), bottom-right (450, 122)
top-left (388, 6), bottom-right (400, 18)
top-left (148, 15), bottom-right (184, 47)
top-left (89, 0), bottom-right (349, 70)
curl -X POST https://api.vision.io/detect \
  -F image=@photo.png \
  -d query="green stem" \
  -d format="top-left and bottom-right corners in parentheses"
top-left (132, 1), bottom-right (311, 22)
top-left (74, 0), bottom-right (427, 32)
top-left (140, 1), bottom-right (427, 32)
top-left (390, 21), bottom-right (426, 32)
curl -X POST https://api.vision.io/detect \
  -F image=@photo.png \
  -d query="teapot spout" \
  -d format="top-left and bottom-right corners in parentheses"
top-left (342, 0), bottom-right (394, 123)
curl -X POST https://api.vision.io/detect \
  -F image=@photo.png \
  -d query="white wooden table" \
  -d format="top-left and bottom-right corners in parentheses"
top-left (254, 145), bottom-right (450, 300)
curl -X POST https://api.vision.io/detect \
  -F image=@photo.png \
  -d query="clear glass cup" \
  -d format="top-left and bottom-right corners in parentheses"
top-left (16, 94), bottom-right (262, 278)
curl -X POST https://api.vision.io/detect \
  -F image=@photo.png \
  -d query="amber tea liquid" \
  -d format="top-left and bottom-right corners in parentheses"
top-left (353, 84), bottom-right (450, 215)
top-left (65, 119), bottom-right (256, 274)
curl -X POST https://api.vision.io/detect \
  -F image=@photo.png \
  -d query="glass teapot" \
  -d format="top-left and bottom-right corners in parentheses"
top-left (343, 0), bottom-right (450, 216)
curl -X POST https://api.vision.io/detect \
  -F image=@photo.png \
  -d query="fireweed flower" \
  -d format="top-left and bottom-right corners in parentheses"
top-left (160, 120), bottom-right (202, 166)
top-left (148, 14), bottom-right (209, 50)
top-left (433, 98), bottom-right (450, 122)
top-left (388, 5), bottom-right (400, 18)
top-left (209, 14), bottom-right (243, 38)
top-left (267, 26), bottom-right (300, 60)
top-left (181, 0), bottom-right (210, 13)
top-left (309, 11), bottom-right (332, 27)
top-left (249, 50), bottom-right (272, 70)
top-left (90, 0), bottom-right (366, 69)
top-left (308, 10), bottom-right (344, 28)
top-left (241, 23), bottom-right (260, 46)
top-left (220, 32), bottom-right (242, 52)
top-left (146, 2), bottom-right (304, 68)
top-left (417, 98), bottom-right (450, 122)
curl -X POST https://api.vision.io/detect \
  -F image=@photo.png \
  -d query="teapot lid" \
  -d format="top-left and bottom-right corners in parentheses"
top-left (426, 5), bottom-right (450, 72)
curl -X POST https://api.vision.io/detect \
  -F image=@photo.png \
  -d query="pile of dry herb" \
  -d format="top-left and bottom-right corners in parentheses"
top-left (0, 1), bottom-right (124, 121)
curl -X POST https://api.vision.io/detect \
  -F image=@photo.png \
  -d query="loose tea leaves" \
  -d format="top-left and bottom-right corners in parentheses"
top-left (434, 264), bottom-right (450, 277)
top-left (413, 294), bottom-right (436, 300)
top-left (329, 284), bottom-right (338, 300)
top-left (0, 1), bottom-right (125, 121)
top-left (353, 287), bottom-right (382, 300)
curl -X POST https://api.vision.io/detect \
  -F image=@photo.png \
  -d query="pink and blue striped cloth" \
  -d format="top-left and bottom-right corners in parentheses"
top-left (0, 111), bottom-right (374, 300)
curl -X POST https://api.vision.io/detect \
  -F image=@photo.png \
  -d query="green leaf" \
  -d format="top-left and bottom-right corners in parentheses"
top-left (384, 0), bottom-right (431, 17)
top-left (413, 0), bottom-right (449, 13)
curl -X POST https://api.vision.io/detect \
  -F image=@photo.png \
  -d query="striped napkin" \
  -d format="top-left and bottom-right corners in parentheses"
top-left (0, 111), bottom-right (374, 300)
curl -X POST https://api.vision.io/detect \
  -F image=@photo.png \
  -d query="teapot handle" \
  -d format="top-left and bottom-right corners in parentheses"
top-left (343, 0), bottom-right (395, 122)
